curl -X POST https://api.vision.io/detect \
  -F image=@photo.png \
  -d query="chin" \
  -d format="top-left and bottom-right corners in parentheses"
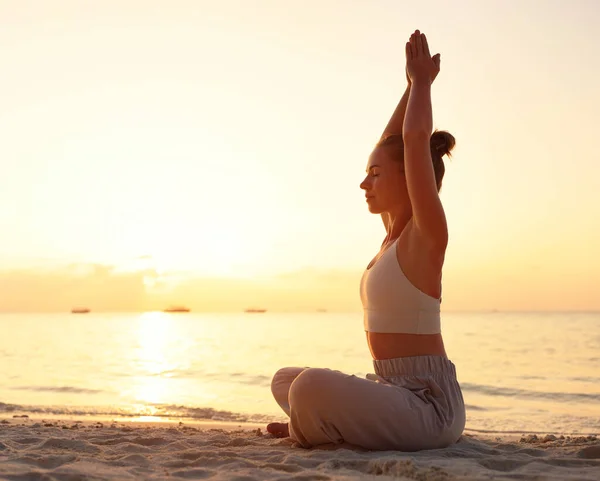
top-left (367, 202), bottom-right (383, 214)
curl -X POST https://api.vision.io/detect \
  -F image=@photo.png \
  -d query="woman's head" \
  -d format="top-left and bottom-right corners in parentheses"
top-left (359, 130), bottom-right (455, 214)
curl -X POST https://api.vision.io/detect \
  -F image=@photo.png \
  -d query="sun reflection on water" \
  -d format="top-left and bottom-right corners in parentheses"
top-left (130, 312), bottom-right (179, 404)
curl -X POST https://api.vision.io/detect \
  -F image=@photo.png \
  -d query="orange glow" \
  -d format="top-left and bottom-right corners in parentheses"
top-left (1, 1), bottom-right (599, 312)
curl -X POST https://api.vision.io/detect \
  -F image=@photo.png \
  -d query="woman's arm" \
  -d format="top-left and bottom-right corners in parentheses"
top-left (381, 47), bottom-right (439, 140)
top-left (379, 80), bottom-right (410, 232)
top-left (380, 41), bottom-right (440, 232)
top-left (381, 83), bottom-right (411, 140)
top-left (403, 30), bottom-right (448, 248)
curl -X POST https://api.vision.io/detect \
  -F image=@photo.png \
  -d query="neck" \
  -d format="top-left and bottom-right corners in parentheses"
top-left (384, 207), bottom-right (412, 243)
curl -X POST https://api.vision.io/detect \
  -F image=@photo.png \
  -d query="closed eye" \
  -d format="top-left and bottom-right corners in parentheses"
top-left (367, 164), bottom-right (380, 176)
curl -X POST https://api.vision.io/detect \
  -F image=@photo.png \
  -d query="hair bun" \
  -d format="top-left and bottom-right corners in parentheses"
top-left (430, 130), bottom-right (456, 158)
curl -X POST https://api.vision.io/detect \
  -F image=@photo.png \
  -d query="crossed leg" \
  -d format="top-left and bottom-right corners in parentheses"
top-left (266, 365), bottom-right (450, 451)
top-left (266, 366), bottom-right (305, 437)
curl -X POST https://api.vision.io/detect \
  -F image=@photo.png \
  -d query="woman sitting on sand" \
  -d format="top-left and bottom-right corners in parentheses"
top-left (266, 30), bottom-right (465, 451)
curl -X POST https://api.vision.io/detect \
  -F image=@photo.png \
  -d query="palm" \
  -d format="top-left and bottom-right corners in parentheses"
top-left (405, 30), bottom-right (440, 85)
top-left (406, 55), bottom-right (439, 84)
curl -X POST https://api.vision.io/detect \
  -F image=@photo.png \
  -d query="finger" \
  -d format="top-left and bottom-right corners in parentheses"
top-left (410, 30), bottom-right (418, 47)
top-left (433, 53), bottom-right (441, 69)
top-left (421, 33), bottom-right (431, 57)
top-left (415, 31), bottom-right (423, 56)
top-left (405, 41), bottom-right (412, 60)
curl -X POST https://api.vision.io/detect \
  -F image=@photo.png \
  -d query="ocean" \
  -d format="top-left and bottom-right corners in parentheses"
top-left (1, 311), bottom-right (599, 435)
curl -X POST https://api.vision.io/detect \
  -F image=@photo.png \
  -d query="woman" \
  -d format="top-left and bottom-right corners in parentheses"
top-left (266, 30), bottom-right (465, 451)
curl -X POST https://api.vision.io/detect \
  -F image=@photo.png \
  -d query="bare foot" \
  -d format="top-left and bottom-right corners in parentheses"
top-left (266, 422), bottom-right (289, 438)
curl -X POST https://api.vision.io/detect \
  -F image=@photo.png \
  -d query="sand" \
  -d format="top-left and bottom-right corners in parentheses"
top-left (1, 417), bottom-right (599, 480)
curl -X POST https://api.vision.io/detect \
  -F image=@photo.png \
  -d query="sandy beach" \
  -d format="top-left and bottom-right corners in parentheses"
top-left (0, 417), bottom-right (598, 480)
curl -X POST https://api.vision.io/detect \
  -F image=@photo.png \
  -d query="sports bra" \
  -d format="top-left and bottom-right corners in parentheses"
top-left (360, 238), bottom-right (441, 334)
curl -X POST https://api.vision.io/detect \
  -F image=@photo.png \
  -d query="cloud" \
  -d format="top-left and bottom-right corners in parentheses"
top-left (0, 264), bottom-right (149, 312)
top-left (2, 260), bottom-right (599, 313)
top-left (0, 264), bottom-right (363, 313)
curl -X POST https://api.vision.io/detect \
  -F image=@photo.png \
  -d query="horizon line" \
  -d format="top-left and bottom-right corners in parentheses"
top-left (1, 309), bottom-right (599, 315)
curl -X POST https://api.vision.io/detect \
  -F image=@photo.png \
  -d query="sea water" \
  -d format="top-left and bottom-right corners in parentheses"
top-left (1, 311), bottom-right (598, 435)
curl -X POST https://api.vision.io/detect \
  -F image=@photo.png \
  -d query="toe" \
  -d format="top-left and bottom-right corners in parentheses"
top-left (266, 422), bottom-right (289, 438)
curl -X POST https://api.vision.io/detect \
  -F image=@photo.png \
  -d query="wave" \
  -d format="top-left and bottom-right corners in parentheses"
top-left (461, 383), bottom-right (600, 403)
top-left (568, 376), bottom-right (600, 383)
top-left (11, 386), bottom-right (104, 394)
top-left (111, 369), bottom-right (273, 386)
top-left (464, 427), bottom-right (599, 436)
top-left (464, 404), bottom-right (509, 412)
top-left (0, 402), bottom-right (280, 424)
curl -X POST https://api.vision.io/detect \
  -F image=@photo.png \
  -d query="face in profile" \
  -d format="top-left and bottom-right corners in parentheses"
top-left (360, 145), bottom-right (409, 215)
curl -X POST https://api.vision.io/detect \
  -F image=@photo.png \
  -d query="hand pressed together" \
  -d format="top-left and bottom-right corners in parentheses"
top-left (406, 29), bottom-right (440, 86)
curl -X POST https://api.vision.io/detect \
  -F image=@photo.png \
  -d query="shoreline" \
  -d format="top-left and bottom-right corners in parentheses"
top-left (1, 414), bottom-right (266, 432)
top-left (4, 413), bottom-right (599, 438)
top-left (3, 414), bottom-right (597, 439)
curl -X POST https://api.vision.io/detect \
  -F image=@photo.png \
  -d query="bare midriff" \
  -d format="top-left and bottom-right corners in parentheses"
top-left (366, 332), bottom-right (447, 360)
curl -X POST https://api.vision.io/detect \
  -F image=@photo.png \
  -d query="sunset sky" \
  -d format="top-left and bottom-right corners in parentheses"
top-left (1, 0), bottom-right (599, 312)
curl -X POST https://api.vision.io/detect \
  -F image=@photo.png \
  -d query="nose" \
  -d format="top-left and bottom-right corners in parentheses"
top-left (360, 176), bottom-right (370, 190)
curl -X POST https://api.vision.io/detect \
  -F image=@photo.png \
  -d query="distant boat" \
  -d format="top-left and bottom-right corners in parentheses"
top-left (163, 306), bottom-right (191, 313)
top-left (316, 308), bottom-right (327, 313)
top-left (71, 308), bottom-right (90, 314)
top-left (244, 308), bottom-right (267, 313)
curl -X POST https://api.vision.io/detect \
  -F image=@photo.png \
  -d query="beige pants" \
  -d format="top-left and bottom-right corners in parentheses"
top-left (270, 355), bottom-right (465, 451)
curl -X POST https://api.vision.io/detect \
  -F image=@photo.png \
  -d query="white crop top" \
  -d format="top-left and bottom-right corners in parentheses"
top-left (360, 239), bottom-right (441, 334)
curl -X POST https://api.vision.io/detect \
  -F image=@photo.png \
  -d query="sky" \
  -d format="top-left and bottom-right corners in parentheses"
top-left (1, 0), bottom-right (599, 312)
